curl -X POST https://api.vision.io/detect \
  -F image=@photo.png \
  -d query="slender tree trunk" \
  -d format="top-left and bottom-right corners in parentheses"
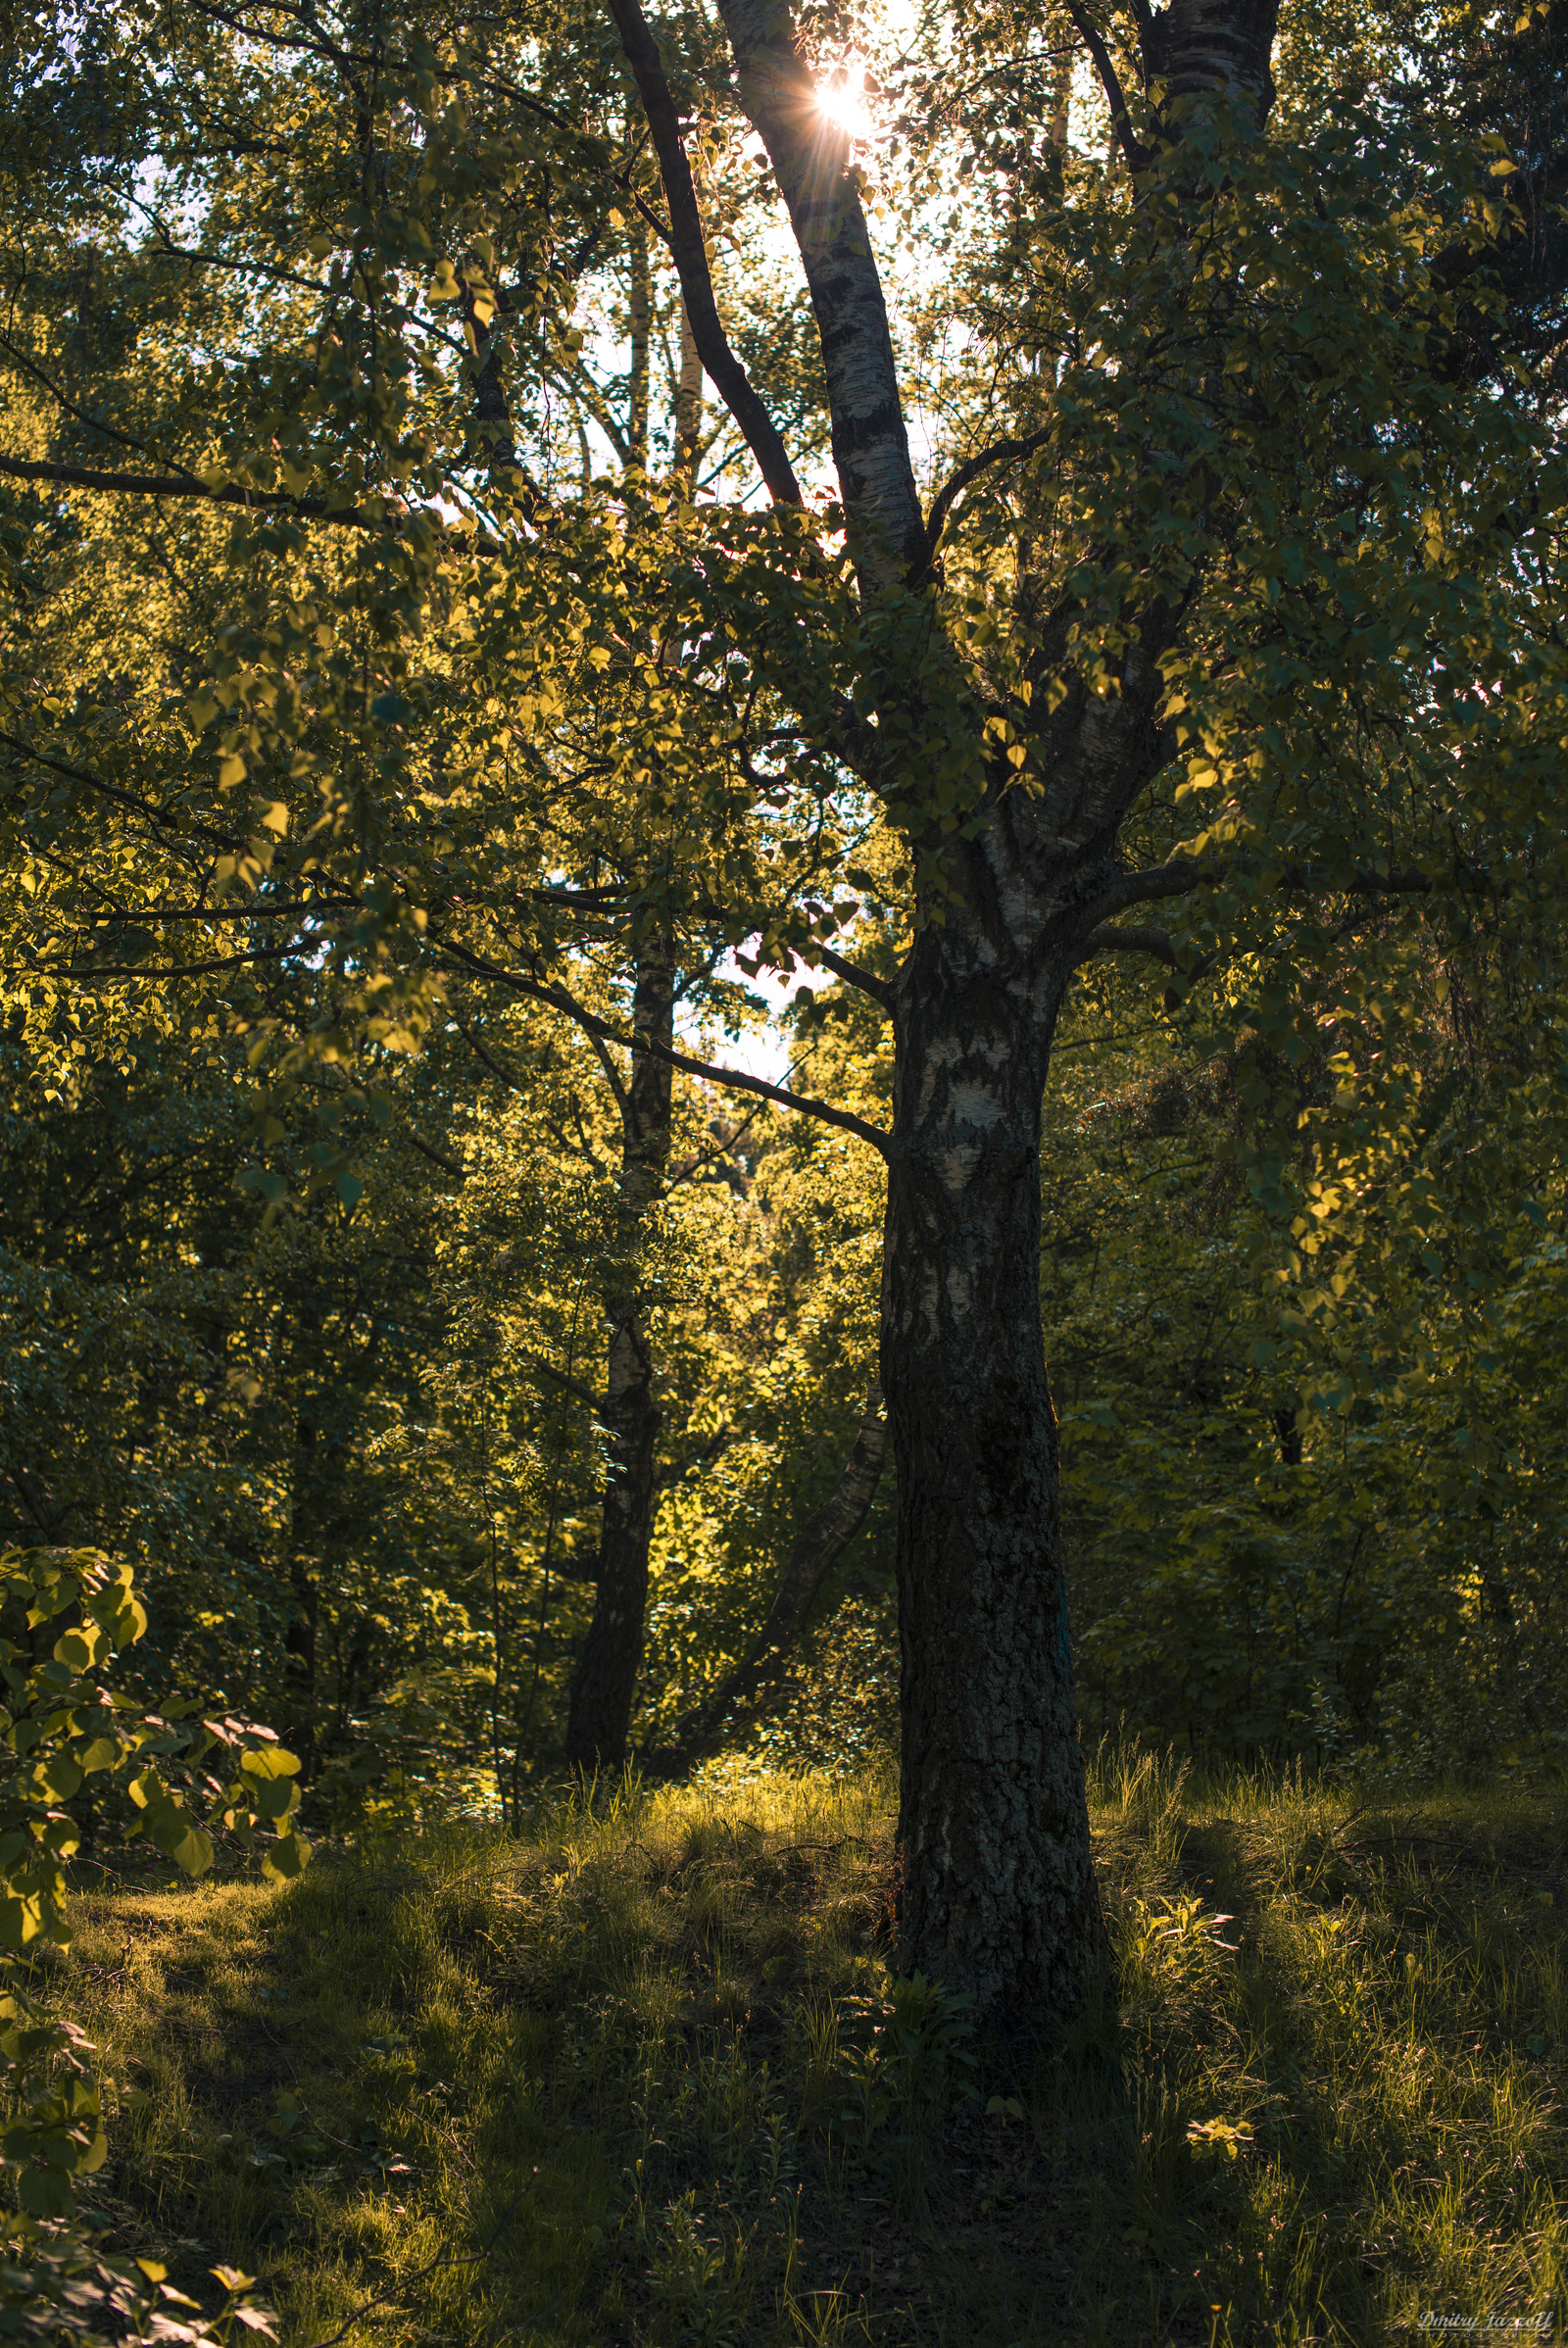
top-left (563, 222), bottom-right (695, 1769)
top-left (628, 214), bottom-right (651, 470)
top-left (565, 937), bottom-right (675, 1766)
top-left (1049, 10), bottom-right (1071, 148)
top-left (650, 1381), bottom-right (887, 1769)
top-left (674, 295), bottom-right (703, 492)
top-left (284, 1412), bottom-right (322, 1785)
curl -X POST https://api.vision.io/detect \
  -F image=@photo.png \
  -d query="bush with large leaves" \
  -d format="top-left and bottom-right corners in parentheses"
top-left (0, 1543), bottom-right (305, 2337)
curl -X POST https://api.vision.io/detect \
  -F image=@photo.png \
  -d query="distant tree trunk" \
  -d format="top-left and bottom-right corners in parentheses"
top-left (674, 295), bottom-right (703, 491)
top-left (650, 1381), bottom-right (887, 1770)
top-left (628, 214), bottom-right (651, 469)
top-left (565, 937), bottom-right (675, 1766)
top-left (284, 1413), bottom-right (321, 1784)
top-left (562, 238), bottom-right (702, 1769)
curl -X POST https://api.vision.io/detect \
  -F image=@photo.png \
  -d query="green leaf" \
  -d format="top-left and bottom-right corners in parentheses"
top-left (19, 2167), bottom-right (73, 2216)
top-left (146, 1809), bottom-right (216, 1877)
top-left (250, 1775), bottom-right (297, 1821)
top-left (34, 1756), bottom-right (82, 1800)
top-left (263, 1831), bottom-right (312, 1883)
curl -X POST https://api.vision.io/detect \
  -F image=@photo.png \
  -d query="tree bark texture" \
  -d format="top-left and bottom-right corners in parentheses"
top-left (873, 577), bottom-right (1181, 2003)
top-left (675, 295), bottom-right (704, 492)
top-left (565, 938), bottom-right (675, 1767)
top-left (650, 1380), bottom-right (887, 1769)
top-left (1143, 0), bottom-right (1278, 124)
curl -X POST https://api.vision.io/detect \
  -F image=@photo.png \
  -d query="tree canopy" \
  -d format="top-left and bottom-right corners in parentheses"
top-left (3, 0), bottom-right (1567, 2023)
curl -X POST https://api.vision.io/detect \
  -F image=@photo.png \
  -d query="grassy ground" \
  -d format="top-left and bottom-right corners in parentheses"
top-left (34, 1748), bottom-right (1568, 2345)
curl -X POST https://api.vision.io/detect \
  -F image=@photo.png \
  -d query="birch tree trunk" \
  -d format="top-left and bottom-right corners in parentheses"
top-left (641, 0), bottom-right (1282, 2012)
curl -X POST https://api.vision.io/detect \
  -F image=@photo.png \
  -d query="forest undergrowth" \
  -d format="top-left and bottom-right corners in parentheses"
top-left (36, 1748), bottom-right (1568, 2347)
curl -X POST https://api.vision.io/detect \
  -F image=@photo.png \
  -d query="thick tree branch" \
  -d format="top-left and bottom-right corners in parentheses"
top-left (531, 1355), bottom-right (604, 1411)
top-left (811, 944), bottom-right (895, 1009)
top-left (600, 0), bottom-right (805, 507)
top-left (1080, 859), bottom-right (1220, 923)
top-left (634, 1029), bottom-right (888, 1154)
top-left (40, 939), bottom-right (329, 980)
top-left (583, 1024), bottom-right (633, 1119)
top-left (446, 1006), bottom-right (534, 1096)
top-left (1073, 921), bottom-right (1180, 967)
top-left (1063, 0), bottom-right (1149, 171)
top-left (1085, 856), bottom-right (1443, 925)
top-left (405, 1130), bottom-right (468, 1180)
top-left (0, 727), bottom-right (242, 853)
top-left (923, 425), bottom-right (1054, 564)
top-left (0, 450), bottom-right (359, 522)
top-left (69, 897), bottom-right (356, 922)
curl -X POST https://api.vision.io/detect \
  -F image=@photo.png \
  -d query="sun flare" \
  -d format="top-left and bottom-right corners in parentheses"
top-left (815, 61), bottom-right (876, 141)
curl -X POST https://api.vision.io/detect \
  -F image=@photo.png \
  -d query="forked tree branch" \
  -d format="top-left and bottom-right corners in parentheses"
top-left (601, 0), bottom-right (805, 507)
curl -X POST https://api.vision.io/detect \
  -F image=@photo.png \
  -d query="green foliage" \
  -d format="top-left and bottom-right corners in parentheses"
top-left (1038, 962), bottom-right (1568, 1762)
top-left (835, 1973), bottom-right (979, 2162)
top-left (0, 1544), bottom-right (307, 1976)
top-left (3, 0), bottom-right (1566, 2314)
top-left (0, 2235), bottom-right (276, 2345)
top-left (2, 0), bottom-right (1565, 1804)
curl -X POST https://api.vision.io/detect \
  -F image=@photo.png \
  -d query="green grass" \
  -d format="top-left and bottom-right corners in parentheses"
top-left (35, 1749), bottom-right (1568, 2344)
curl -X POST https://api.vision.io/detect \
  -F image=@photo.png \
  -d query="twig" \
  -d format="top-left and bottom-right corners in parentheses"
top-left (303, 2181), bottom-right (528, 2347)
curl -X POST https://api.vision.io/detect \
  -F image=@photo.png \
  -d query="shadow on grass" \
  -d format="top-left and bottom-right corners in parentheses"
top-left (35, 1753), bottom-right (1568, 2346)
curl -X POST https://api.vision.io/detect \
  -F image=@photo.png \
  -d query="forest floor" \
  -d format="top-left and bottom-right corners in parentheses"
top-left (37, 1748), bottom-right (1568, 2346)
